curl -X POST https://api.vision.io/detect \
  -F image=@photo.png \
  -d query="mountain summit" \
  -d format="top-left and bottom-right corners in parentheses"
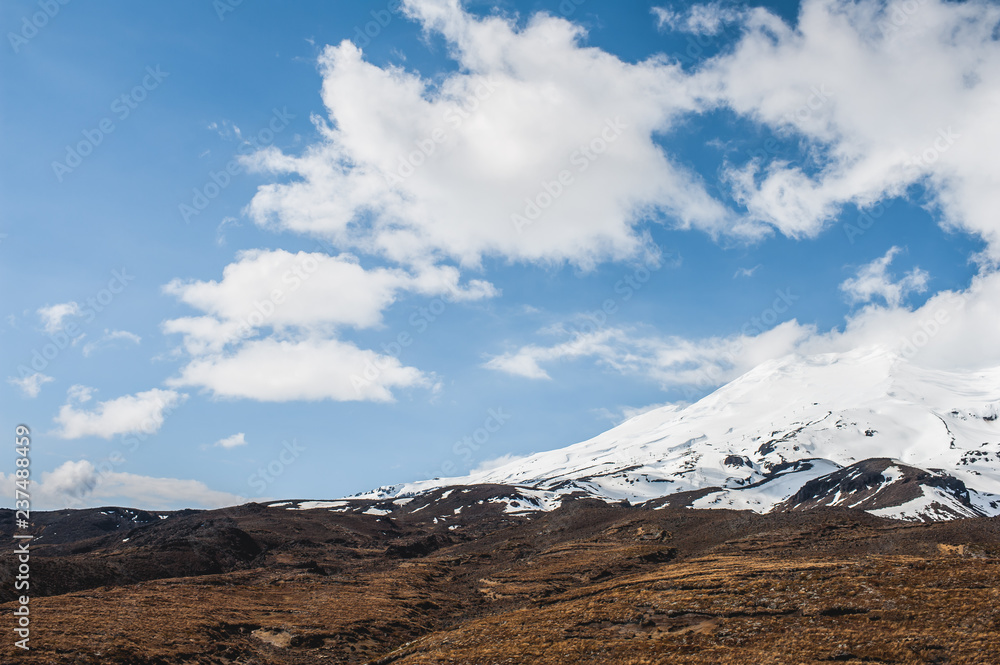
top-left (343, 347), bottom-right (1000, 521)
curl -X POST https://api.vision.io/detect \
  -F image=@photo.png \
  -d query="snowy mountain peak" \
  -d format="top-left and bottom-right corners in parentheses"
top-left (351, 347), bottom-right (1000, 521)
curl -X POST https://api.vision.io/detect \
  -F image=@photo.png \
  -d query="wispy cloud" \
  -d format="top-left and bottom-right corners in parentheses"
top-left (733, 265), bottom-right (761, 279)
top-left (82, 329), bottom-right (141, 357)
top-left (8, 372), bottom-right (54, 398)
top-left (841, 247), bottom-right (928, 307)
top-left (215, 432), bottom-right (247, 449)
top-left (485, 268), bottom-right (1000, 391)
top-left (37, 302), bottom-right (80, 334)
top-left (215, 216), bottom-right (241, 246)
top-left (484, 321), bottom-right (811, 389)
top-left (653, 3), bottom-right (746, 35)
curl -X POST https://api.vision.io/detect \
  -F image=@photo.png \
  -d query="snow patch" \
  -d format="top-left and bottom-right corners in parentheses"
top-left (363, 507), bottom-right (392, 516)
top-left (294, 501), bottom-right (348, 510)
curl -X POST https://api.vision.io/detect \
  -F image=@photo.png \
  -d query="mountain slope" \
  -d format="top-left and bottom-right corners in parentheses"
top-left (347, 346), bottom-right (1000, 521)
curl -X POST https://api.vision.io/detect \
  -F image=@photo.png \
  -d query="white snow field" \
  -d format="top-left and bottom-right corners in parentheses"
top-left (352, 346), bottom-right (1000, 521)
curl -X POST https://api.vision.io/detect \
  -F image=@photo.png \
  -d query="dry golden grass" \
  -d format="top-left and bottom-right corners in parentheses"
top-left (3, 505), bottom-right (999, 664)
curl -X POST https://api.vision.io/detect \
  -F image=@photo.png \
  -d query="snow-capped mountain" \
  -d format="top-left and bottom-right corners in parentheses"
top-left (345, 346), bottom-right (1000, 522)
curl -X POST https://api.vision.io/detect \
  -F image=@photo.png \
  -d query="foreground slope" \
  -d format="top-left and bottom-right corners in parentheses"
top-left (353, 347), bottom-right (1000, 521)
top-left (4, 503), bottom-right (1000, 664)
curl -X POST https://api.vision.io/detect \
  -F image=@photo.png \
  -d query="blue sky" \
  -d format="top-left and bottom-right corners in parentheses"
top-left (2, 0), bottom-right (996, 509)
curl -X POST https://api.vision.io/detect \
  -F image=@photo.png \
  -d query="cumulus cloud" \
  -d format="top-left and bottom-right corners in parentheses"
top-left (91, 471), bottom-right (245, 510)
top-left (696, 0), bottom-right (1000, 253)
top-left (215, 432), bottom-right (247, 449)
top-left (37, 302), bottom-right (80, 334)
top-left (53, 387), bottom-right (187, 439)
top-left (797, 272), bottom-right (995, 372)
top-left (241, 0), bottom-right (738, 270)
top-left (166, 337), bottom-right (431, 402)
top-left (238, 0), bottom-right (1000, 262)
top-left (164, 0), bottom-right (1000, 405)
top-left (0, 460), bottom-right (245, 510)
top-left (163, 249), bottom-right (491, 401)
top-left (8, 372), bottom-right (53, 398)
top-left (42, 459), bottom-right (98, 497)
top-left (237, 0), bottom-right (1000, 263)
top-left (480, 0), bottom-right (1000, 392)
top-left (840, 246), bottom-right (929, 307)
top-left (163, 249), bottom-right (494, 354)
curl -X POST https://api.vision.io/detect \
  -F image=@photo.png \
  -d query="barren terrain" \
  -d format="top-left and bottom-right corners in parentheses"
top-left (3, 498), bottom-right (999, 664)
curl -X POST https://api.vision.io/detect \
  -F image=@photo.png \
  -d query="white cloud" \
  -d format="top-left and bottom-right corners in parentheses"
top-left (166, 337), bottom-right (431, 402)
top-left (796, 272), bottom-right (997, 372)
top-left (216, 216), bottom-right (241, 246)
top-left (485, 321), bottom-right (813, 388)
top-left (233, 0), bottom-right (1000, 279)
top-left (733, 265), bottom-right (761, 279)
top-left (37, 302), bottom-right (80, 334)
top-left (484, 327), bottom-right (625, 380)
top-left (685, 3), bottom-right (747, 35)
top-left (161, 316), bottom-right (247, 358)
top-left (82, 329), bottom-right (141, 357)
top-left (241, 1), bottom-right (739, 270)
top-left (651, 6), bottom-right (680, 31)
top-left (482, 349), bottom-right (553, 380)
top-left (0, 460), bottom-right (245, 510)
top-left (215, 432), bottom-right (247, 449)
top-left (696, 0), bottom-right (1000, 255)
top-left (163, 249), bottom-right (494, 351)
top-left (840, 246), bottom-right (929, 307)
top-left (654, 3), bottom-right (748, 35)
top-left (54, 387), bottom-right (187, 439)
top-left (42, 459), bottom-right (98, 497)
top-left (67, 384), bottom-right (96, 404)
top-left (485, 270), bottom-right (1000, 392)
top-left (166, 0), bottom-right (1000, 405)
top-left (8, 372), bottom-right (53, 398)
top-left (91, 471), bottom-right (246, 510)
top-left (208, 119), bottom-right (242, 141)
top-left (163, 249), bottom-right (492, 401)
